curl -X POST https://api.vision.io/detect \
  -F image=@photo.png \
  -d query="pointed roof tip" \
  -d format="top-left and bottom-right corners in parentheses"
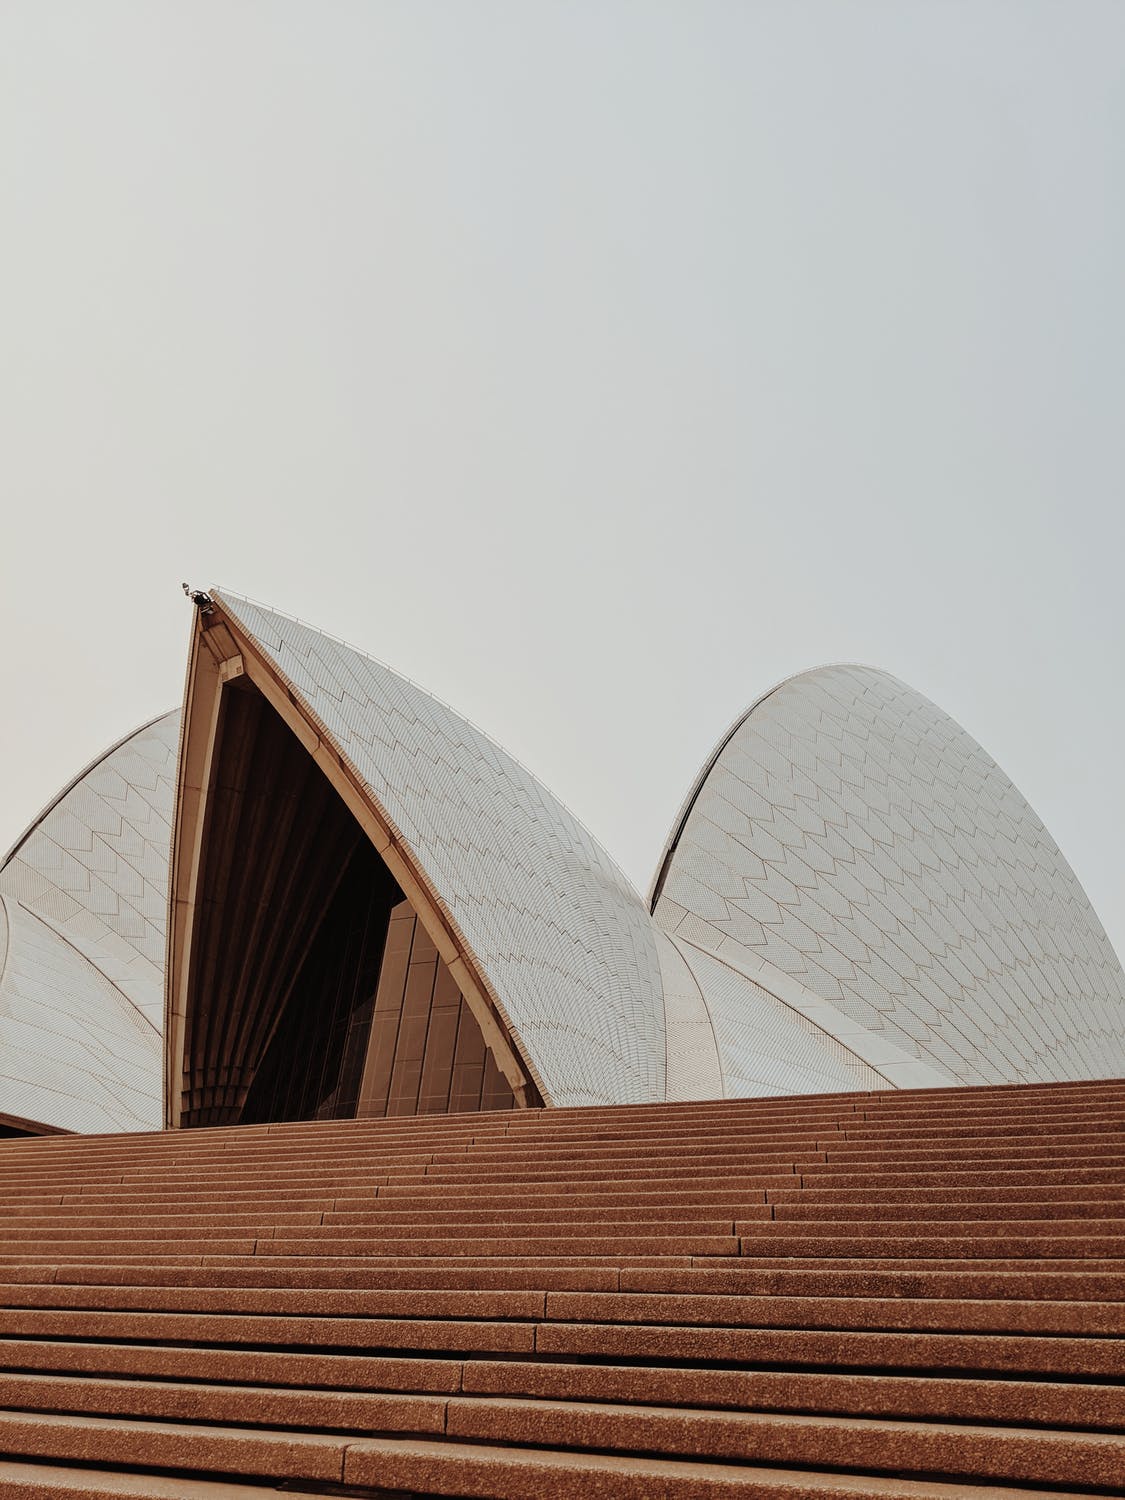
top-left (202, 588), bottom-right (668, 1107)
top-left (647, 662), bottom-right (918, 907)
top-left (212, 587), bottom-right (650, 900)
top-left (0, 709), bottom-right (181, 874)
top-left (181, 583), bottom-right (214, 614)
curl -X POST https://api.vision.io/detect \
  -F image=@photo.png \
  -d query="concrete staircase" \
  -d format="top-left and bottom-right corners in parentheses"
top-left (0, 1079), bottom-right (1122, 1498)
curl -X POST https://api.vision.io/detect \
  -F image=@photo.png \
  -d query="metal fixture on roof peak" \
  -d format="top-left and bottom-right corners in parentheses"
top-left (181, 582), bottom-right (214, 614)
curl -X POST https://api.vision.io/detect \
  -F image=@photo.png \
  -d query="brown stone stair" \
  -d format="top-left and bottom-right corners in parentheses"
top-left (0, 1078), bottom-right (1122, 1497)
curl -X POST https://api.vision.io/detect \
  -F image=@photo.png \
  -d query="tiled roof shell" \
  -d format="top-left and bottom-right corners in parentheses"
top-left (653, 664), bottom-right (1125, 1088)
top-left (0, 712), bottom-right (179, 1132)
top-left (215, 591), bottom-right (667, 1108)
top-left (3, 609), bottom-right (1123, 1137)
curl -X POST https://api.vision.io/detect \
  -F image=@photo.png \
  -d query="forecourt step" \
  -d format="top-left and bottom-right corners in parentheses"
top-left (2, 1078), bottom-right (1109, 1131)
top-left (7, 1252), bottom-right (1120, 1275)
top-left (0, 1233), bottom-right (742, 1257)
top-left (617, 1265), bottom-right (1125, 1300)
top-left (461, 1359), bottom-right (1125, 1430)
top-left (14, 1261), bottom-right (1122, 1301)
top-left (1, 1384), bottom-right (1123, 1489)
top-left (339, 1436), bottom-right (1115, 1500)
top-left (532, 1323), bottom-right (1122, 1377)
top-left (11, 1095), bottom-right (1117, 1134)
top-left (363, 1179), bottom-right (1123, 1206)
top-left (7, 1262), bottom-right (1120, 1305)
top-left (696, 1256), bottom-right (1125, 1274)
top-left (2, 1265), bottom-right (629, 1291)
top-left (323, 1202), bottom-right (1121, 1227)
top-left (538, 1290), bottom-right (1122, 1335)
top-left (736, 1232), bottom-right (1125, 1258)
top-left (0, 1206), bottom-right (762, 1231)
top-left (256, 1233), bottom-right (742, 1256)
top-left (13, 1098), bottom-right (1110, 1156)
top-left (9, 1165), bottom-right (1119, 1195)
top-left (766, 1185), bottom-right (1124, 1204)
top-left (765, 1200), bottom-right (1123, 1221)
top-left (3, 1343), bottom-right (1122, 1432)
top-left (379, 1165), bottom-right (1125, 1189)
top-left (0, 1411), bottom-right (348, 1484)
top-left (0, 1215), bottom-right (748, 1238)
top-left (0, 1447), bottom-right (1105, 1500)
top-left (3, 1282), bottom-right (1119, 1335)
top-left (411, 1136), bottom-right (1125, 1164)
top-left (437, 1397), bottom-right (1125, 1487)
top-left (0, 1307), bottom-right (540, 1354)
top-left (328, 1204), bottom-right (771, 1226)
top-left (2, 1307), bottom-right (1119, 1377)
top-left (737, 1216), bottom-right (1124, 1236)
top-left (15, 1125), bottom-right (1069, 1161)
top-left (0, 1463), bottom-right (351, 1500)
top-left (0, 1341), bottom-right (467, 1393)
top-left (14, 1180), bottom-right (1119, 1211)
top-left (0, 1252), bottom-right (700, 1271)
top-left (1, 1078), bottom-right (1122, 1497)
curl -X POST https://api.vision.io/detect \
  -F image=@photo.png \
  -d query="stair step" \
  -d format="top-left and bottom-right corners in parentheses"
top-left (0, 1411), bottom-right (345, 1483)
top-left (439, 1395), bottom-right (1125, 1487)
top-left (4, 1281), bottom-right (1116, 1335)
top-left (341, 1433), bottom-right (1106, 1498)
top-left (2, 1380), bottom-right (1123, 1488)
top-left (0, 1464), bottom-right (346, 1500)
top-left (461, 1358), bottom-right (1125, 1430)
top-left (5, 1261), bottom-right (1118, 1299)
top-left (0, 1417), bottom-right (1112, 1499)
top-left (1, 1078), bottom-right (1121, 1497)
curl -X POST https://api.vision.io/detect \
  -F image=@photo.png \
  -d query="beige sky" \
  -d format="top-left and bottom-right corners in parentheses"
top-left (1, 1), bottom-right (1122, 961)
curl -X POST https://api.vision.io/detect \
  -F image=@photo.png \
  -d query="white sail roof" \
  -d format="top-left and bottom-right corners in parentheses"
top-left (0, 712), bottom-right (179, 1131)
top-left (214, 590), bottom-right (667, 1107)
top-left (652, 664), bottom-right (1125, 1088)
top-left (4, 608), bottom-right (1122, 1136)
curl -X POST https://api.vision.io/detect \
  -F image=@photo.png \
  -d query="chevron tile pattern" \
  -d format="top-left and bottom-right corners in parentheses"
top-left (216, 592), bottom-right (666, 1109)
top-left (0, 714), bottom-right (178, 1132)
top-left (654, 666), bottom-right (1125, 1088)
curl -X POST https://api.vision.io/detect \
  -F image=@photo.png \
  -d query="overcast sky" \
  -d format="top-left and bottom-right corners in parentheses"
top-left (1, 1), bottom-right (1122, 961)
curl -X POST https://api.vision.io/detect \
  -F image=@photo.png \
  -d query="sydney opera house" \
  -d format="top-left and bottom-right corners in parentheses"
top-left (2, 585), bottom-right (1123, 1139)
top-left (2, 588), bottom-right (1124, 1499)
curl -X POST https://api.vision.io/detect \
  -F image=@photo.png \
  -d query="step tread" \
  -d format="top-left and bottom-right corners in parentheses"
top-left (1, 1078), bottom-right (1122, 1498)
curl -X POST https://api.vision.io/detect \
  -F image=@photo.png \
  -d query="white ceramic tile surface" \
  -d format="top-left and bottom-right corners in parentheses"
top-left (216, 591), bottom-right (667, 1107)
top-left (654, 931), bottom-right (724, 1102)
top-left (653, 665), bottom-right (1125, 1086)
top-left (6, 616), bottom-right (1120, 1136)
top-left (0, 713), bottom-right (177, 1131)
top-left (671, 936), bottom-right (888, 1098)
